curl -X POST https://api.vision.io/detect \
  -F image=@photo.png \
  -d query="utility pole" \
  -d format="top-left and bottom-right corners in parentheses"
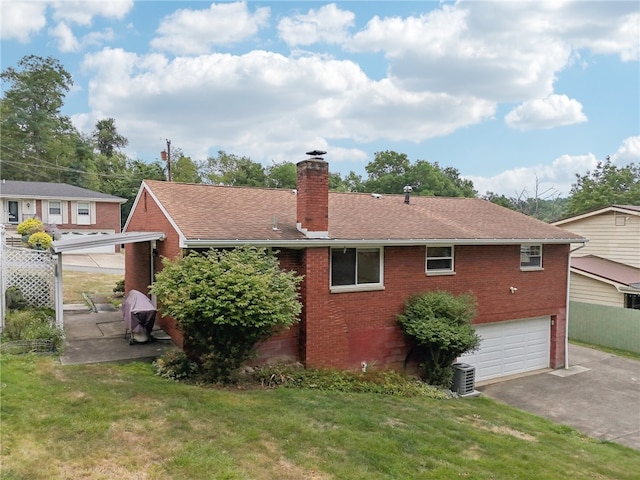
top-left (161, 139), bottom-right (172, 181)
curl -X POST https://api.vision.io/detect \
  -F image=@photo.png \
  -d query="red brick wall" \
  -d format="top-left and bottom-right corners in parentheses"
top-left (125, 188), bottom-right (184, 346)
top-left (301, 244), bottom-right (569, 371)
top-left (296, 160), bottom-right (329, 232)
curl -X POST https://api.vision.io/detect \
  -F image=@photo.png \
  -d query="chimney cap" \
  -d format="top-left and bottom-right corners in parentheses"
top-left (306, 150), bottom-right (327, 158)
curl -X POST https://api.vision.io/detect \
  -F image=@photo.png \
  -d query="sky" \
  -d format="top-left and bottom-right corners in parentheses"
top-left (1, 0), bottom-right (639, 197)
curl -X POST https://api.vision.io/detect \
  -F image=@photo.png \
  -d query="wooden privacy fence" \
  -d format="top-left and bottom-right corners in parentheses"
top-left (569, 301), bottom-right (640, 354)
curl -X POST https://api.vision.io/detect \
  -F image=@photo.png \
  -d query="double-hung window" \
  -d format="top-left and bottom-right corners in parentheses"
top-left (520, 244), bottom-right (542, 269)
top-left (48, 201), bottom-right (61, 216)
top-left (426, 246), bottom-right (454, 274)
top-left (77, 201), bottom-right (90, 225)
top-left (331, 247), bottom-right (383, 291)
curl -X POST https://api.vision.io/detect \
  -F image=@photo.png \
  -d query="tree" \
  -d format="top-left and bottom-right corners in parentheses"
top-left (92, 118), bottom-right (128, 158)
top-left (172, 154), bottom-right (202, 183)
top-left (150, 247), bottom-right (303, 383)
top-left (0, 55), bottom-right (80, 182)
top-left (397, 291), bottom-right (479, 387)
top-left (567, 159), bottom-right (640, 216)
top-left (204, 151), bottom-right (266, 186)
top-left (266, 161), bottom-right (297, 188)
top-left (361, 151), bottom-right (477, 197)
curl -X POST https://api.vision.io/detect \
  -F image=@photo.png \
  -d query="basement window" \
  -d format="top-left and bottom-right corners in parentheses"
top-left (520, 244), bottom-right (542, 270)
top-left (331, 247), bottom-right (383, 292)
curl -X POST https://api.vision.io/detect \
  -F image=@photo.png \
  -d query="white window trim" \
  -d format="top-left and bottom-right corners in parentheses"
top-left (330, 247), bottom-right (385, 293)
top-left (520, 244), bottom-right (543, 271)
top-left (426, 245), bottom-right (455, 276)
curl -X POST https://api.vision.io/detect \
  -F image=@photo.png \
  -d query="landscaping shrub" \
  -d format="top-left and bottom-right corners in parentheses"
top-left (150, 246), bottom-right (303, 383)
top-left (153, 350), bottom-right (199, 381)
top-left (16, 217), bottom-right (44, 236)
top-left (5, 286), bottom-right (27, 310)
top-left (1, 308), bottom-right (64, 352)
top-left (250, 364), bottom-right (451, 399)
top-left (397, 291), bottom-right (480, 387)
top-left (27, 231), bottom-right (53, 250)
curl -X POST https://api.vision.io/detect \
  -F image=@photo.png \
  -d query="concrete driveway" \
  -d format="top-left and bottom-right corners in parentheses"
top-left (480, 344), bottom-right (640, 450)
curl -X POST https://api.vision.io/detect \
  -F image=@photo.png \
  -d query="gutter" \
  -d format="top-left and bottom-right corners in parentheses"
top-left (183, 237), bottom-right (587, 249)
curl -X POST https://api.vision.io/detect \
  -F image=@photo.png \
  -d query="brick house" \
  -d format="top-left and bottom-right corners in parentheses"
top-left (1, 180), bottom-right (126, 252)
top-left (123, 155), bottom-right (585, 381)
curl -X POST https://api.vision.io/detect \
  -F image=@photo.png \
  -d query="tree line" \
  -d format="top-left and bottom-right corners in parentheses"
top-left (2, 55), bottom-right (638, 225)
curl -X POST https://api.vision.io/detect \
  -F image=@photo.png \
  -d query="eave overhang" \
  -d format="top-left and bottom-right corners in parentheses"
top-left (52, 231), bottom-right (165, 253)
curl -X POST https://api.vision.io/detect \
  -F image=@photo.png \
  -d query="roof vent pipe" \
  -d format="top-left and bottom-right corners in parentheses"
top-left (403, 185), bottom-right (413, 204)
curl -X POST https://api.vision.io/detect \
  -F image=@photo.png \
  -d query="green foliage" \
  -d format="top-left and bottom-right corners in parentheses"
top-left (92, 118), bottom-right (128, 157)
top-left (2, 309), bottom-right (64, 352)
top-left (5, 286), bottom-right (27, 310)
top-left (150, 246), bottom-right (303, 383)
top-left (27, 231), bottom-right (53, 250)
top-left (251, 364), bottom-right (451, 399)
top-left (172, 154), bottom-right (202, 183)
top-left (359, 150), bottom-right (477, 197)
top-left (153, 350), bottom-right (199, 381)
top-left (265, 161), bottom-right (297, 188)
top-left (397, 291), bottom-right (480, 387)
top-left (0, 55), bottom-right (79, 182)
top-left (567, 159), bottom-right (640, 216)
top-left (16, 218), bottom-right (44, 235)
top-left (113, 279), bottom-right (125, 294)
top-left (204, 150), bottom-right (266, 186)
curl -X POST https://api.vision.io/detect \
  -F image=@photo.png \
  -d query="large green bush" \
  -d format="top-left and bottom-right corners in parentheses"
top-left (397, 291), bottom-right (480, 387)
top-left (150, 246), bottom-right (303, 383)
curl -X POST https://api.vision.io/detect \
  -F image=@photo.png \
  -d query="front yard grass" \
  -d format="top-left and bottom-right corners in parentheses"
top-left (62, 270), bottom-right (123, 304)
top-left (1, 355), bottom-right (638, 479)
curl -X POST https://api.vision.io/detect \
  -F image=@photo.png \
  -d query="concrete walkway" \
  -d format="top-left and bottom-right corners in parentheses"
top-left (60, 305), bottom-right (174, 366)
top-left (480, 344), bottom-right (640, 450)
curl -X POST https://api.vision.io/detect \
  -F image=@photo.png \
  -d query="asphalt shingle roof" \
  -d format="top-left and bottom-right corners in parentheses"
top-left (572, 255), bottom-right (640, 288)
top-left (0, 180), bottom-right (125, 202)
top-left (143, 180), bottom-right (585, 244)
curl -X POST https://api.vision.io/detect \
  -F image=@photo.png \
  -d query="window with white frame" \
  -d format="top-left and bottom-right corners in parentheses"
top-left (48, 201), bottom-right (61, 216)
top-left (426, 245), bottom-right (454, 274)
top-left (520, 244), bottom-right (542, 269)
top-left (77, 201), bottom-right (90, 225)
top-left (331, 247), bottom-right (382, 289)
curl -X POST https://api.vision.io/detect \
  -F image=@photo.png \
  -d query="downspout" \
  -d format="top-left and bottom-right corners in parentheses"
top-left (565, 243), bottom-right (586, 369)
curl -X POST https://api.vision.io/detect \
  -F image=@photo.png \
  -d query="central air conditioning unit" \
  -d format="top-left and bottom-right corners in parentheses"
top-left (451, 363), bottom-right (478, 397)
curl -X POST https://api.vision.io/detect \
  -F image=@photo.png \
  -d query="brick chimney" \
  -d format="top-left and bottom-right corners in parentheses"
top-left (296, 156), bottom-right (329, 238)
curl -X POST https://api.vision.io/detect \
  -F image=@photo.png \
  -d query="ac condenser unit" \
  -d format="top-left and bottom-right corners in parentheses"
top-left (452, 363), bottom-right (476, 396)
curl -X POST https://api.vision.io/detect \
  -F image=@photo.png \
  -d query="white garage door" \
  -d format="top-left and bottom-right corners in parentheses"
top-left (58, 232), bottom-right (116, 254)
top-left (458, 317), bottom-right (550, 382)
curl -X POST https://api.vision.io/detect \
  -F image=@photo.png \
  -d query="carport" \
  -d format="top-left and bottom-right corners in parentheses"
top-left (52, 231), bottom-right (165, 327)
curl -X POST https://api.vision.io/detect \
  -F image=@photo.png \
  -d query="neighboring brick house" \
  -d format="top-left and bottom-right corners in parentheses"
top-left (0, 180), bottom-right (126, 253)
top-left (123, 155), bottom-right (585, 381)
top-left (553, 205), bottom-right (640, 309)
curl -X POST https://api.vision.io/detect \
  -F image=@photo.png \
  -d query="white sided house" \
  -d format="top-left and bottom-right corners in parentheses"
top-left (554, 205), bottom-right (640, 309)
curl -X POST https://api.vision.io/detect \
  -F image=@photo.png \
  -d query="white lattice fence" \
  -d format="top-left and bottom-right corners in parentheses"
top-left (5, 246), bottom-right (56, 308)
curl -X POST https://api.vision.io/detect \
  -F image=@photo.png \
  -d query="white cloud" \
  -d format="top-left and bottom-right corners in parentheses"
top-left (0, 1), bottom-right (47, 42)
top-left (467, 153), bottom-right (599, 197)
top-left (505, 94), bottom-right (588, 130)
top-left (150, 1), bottom-right (270, 55)
top-left (611, 136), bottom-right (640, 163)
top-left (77, 48), bottom-right (494, 165)
top-left (51, 0), bottom-right (133, 26)
top-left (277, 3), bottom-right (355, 47)
top-left (49, 22), bottom-right (80, 52)
top-left (466, 135), bottom-right (640, 197)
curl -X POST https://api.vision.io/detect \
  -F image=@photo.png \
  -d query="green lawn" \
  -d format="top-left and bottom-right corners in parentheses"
top-left (1, 355), bottom-right (638, 480)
